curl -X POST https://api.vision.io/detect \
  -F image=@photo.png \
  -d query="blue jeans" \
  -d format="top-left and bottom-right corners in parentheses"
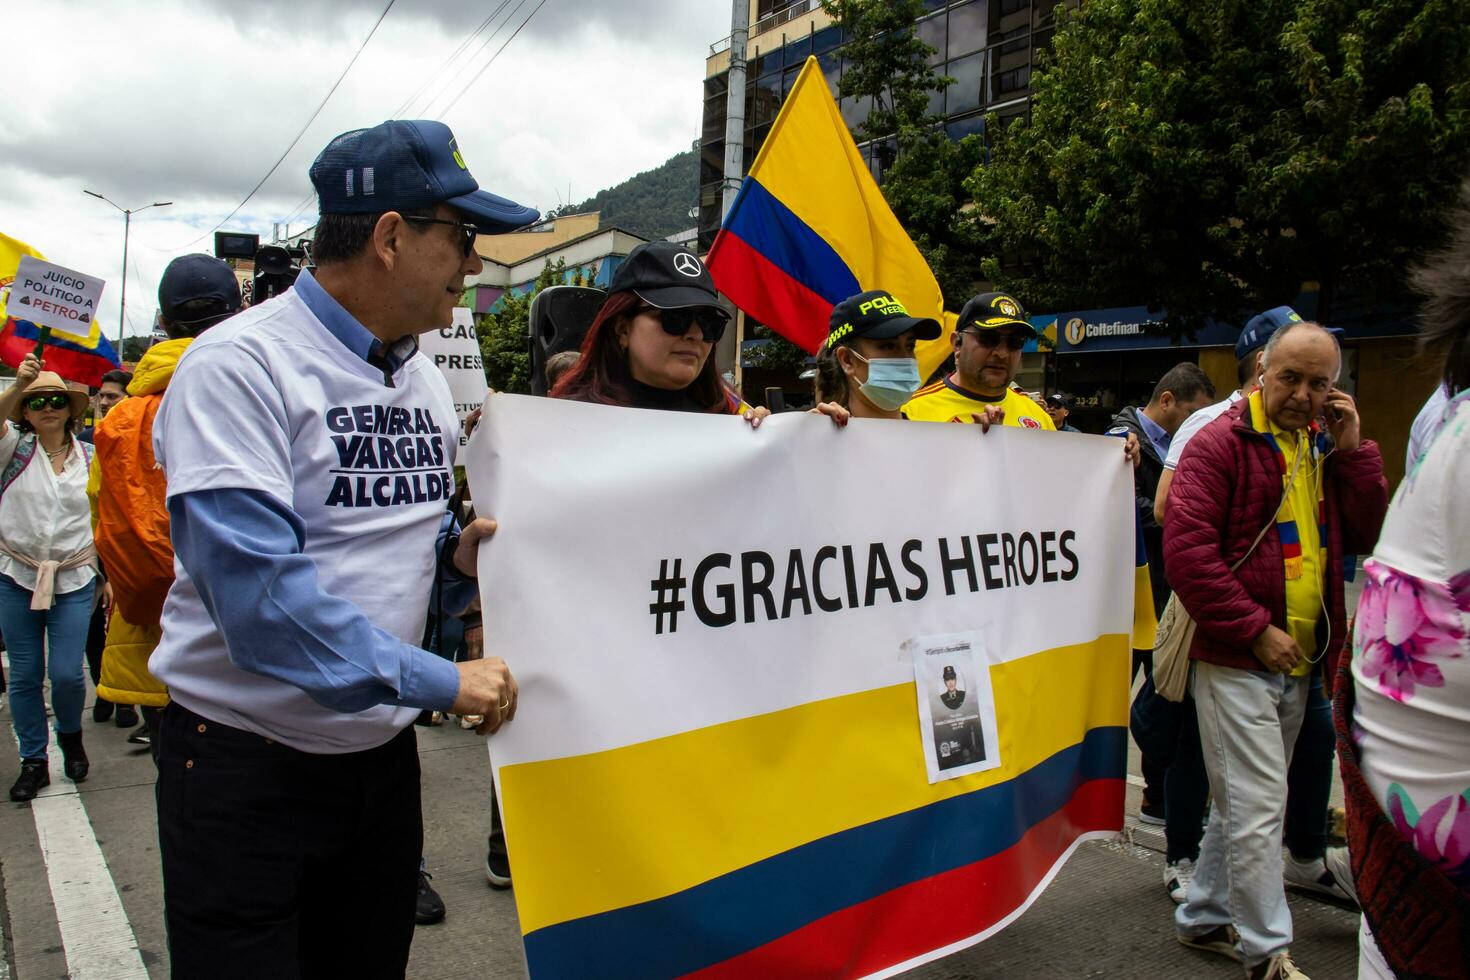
top-left (1284, 674), bottom-right (1334, 859)
top-left (0, 574), bottom-right (95, 760)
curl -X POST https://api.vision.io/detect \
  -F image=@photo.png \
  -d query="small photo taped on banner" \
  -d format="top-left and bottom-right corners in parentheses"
top-left (909, 631), bottom-right (1000, 784)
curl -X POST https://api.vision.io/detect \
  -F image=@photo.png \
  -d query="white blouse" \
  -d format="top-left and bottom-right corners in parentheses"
top-left (0, 423), bottom-right (97, 596)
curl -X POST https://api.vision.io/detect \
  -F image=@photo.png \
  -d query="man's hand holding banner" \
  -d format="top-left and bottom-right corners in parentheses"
top-left (466, 398), bottom-right (1134, 979)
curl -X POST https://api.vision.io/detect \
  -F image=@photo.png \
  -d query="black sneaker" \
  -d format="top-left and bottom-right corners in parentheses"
top-left (1138, 796), bottom-right (1166, 826)
top-left (114, 705), bottom-right (139, 729)
top-left (56, 730), bottom-right (89, 782)
top-left (486, 845), bottom-right (512, 890)
top-left (92, 699), bottom-right (115, 724)
top-left (415, 870), bottom-right (446, 925)
top-left (9, 758), bottom-right (49, 802)
top-left (126, 725), bottom-right (152, 747)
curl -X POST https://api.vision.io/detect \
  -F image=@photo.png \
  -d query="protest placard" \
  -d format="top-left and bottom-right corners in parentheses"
top-left (10, 255), bottom-right (105, 335)
top-left (465, 396), bottom-right (1133, 979)
top-left (418, 306), bottom-right (487, 447)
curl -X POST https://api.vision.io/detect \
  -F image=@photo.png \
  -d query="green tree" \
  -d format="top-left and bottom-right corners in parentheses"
top-left (475, 259), bottom-right (571, 394)
top-left (121, 335), bottom-right (152, 363)
top-left (970, 0), bottom-right (1470, 326)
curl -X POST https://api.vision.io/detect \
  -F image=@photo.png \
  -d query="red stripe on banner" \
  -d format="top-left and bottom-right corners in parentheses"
top-left (686, 778), bottom-right (1124, 980)
top-left (707, 231), bottom-right (836, 355)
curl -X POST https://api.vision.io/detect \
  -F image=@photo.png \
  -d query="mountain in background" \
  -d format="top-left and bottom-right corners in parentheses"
top-left (558, 147), bottom-right (697, 241)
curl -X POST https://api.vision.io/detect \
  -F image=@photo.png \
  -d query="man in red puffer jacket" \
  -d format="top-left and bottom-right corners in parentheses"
top-left (1164, 322), bottom-right (1387, 980)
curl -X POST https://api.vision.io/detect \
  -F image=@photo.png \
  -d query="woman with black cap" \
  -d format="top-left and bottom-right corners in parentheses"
top-left (0, 354), bottom-right (99, 800)
top-left (551, 241), bottom-right (770, 422)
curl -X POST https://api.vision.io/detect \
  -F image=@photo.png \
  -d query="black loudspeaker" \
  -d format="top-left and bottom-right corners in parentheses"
top-left (528, 286), bottom-right (606, 396)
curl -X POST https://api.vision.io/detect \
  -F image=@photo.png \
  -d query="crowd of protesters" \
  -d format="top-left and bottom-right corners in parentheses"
top-left (1, 116), bottom-right (1466, 980)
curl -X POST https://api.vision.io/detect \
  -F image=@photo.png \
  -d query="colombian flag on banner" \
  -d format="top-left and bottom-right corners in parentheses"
top-left (467, 395), bottom-right (1133, 979)
top-left (0, 231), bottom-right (121, 386)
top-left (707, 56), bottom-right (956, 380)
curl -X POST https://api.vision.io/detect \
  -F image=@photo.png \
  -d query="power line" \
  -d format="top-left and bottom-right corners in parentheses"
top-left (154, 0), bottom-right (398, 251)
top-left (274, 0), bottom-right (519, 230)
top-left (436, 0), bottom-right (550, 118)
top-left (394, 0), bottom-right (517, 118)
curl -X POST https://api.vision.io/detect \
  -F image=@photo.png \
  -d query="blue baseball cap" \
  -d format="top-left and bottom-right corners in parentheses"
top-left (158, 253), bottom-right (241, 323)
top-left (310, 120), bottom-right (538, 233)
top-left (1235, 306), bottom-right (1343, 360)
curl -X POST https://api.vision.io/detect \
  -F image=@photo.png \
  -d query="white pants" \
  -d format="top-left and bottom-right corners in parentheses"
top-left (1176, 661), bottom-right (1310, 967)
top-left (1358, 917), bottom-right (1393, 979)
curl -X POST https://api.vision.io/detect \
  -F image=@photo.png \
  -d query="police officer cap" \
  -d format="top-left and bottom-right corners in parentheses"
top-left (942, 665), bottom-right (957, 681)
top-left (825, 289), bottom-right (941, 349)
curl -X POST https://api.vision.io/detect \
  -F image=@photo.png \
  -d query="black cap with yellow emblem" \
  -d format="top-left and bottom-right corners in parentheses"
top-left (825, 289), bottom-right (941, 349)
top-left (957, 292), bottom-right (1038, 338)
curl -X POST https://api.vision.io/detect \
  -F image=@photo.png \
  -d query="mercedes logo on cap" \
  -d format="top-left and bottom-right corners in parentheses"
top-left (673, 252), bottom-right (702, 278)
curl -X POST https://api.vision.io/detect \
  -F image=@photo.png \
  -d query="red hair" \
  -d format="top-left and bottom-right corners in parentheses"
top-left (550, 290), bottom-right (738, 413)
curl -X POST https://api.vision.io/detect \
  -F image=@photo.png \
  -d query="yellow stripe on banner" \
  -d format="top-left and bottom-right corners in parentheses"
top-left (500, 634), bottom-right (1129, 936)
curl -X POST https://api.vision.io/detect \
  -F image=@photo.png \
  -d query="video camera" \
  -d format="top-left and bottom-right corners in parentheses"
top-left (253, 244), bottom-right (307, 305)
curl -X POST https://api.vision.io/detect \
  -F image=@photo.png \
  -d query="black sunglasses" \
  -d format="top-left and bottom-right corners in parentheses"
top-left (639, 305), bottom-right (730, 343)
top-left (25, 394), bottom-right (71, 412)
top-left (961, 328), bottom-right (1029, 352)
top-left (402, 215), bottom-right (478, 257)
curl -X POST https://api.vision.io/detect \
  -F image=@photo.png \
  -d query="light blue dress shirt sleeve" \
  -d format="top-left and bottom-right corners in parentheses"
top-left (169, 487), bottom-right (463, 713)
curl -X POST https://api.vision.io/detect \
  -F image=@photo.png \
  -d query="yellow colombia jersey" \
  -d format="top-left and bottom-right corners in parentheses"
top-left (904, 378), bottom-right (1056, 430)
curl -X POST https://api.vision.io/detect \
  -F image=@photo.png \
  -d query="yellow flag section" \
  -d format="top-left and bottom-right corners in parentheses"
top-left (707, 56), bottom-right (955, 379)
top-left (465, 395), bottom-right (1136, 979)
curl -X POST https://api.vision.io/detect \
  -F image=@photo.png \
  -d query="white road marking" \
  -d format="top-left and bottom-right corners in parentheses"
top-left (4, 653), bottom-right (149, 978)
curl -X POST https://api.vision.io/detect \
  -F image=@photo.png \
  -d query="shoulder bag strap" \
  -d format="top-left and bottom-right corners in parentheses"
top-left (1229, 439), bottom-right (1303, 573)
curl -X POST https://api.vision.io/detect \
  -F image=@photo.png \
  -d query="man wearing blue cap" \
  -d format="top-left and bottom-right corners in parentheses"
top-left (149, 121), bottom-right (535, 977)
top-left (1149, 307), bottom-right (1354, 915)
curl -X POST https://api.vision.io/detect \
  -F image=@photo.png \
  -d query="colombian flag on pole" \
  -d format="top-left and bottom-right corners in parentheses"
top-left (707, 56), bottom-right (956, 380)
top-left (0, 231), bottom-right (121, 386)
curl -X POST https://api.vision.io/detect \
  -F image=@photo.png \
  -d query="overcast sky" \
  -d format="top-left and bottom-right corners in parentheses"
top-left (3, 0), bottom-right (729, 341)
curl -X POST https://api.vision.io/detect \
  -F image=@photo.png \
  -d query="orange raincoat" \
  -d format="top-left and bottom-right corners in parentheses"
top-left (88, 338), bottom-right (192, 707)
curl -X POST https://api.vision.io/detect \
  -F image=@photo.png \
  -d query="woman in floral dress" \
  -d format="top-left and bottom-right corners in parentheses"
top-left (1345, 180), bottom-right (1470, 977)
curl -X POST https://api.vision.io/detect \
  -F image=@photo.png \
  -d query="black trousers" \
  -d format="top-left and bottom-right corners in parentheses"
top-left (156, 703), bottom-right (422, 980)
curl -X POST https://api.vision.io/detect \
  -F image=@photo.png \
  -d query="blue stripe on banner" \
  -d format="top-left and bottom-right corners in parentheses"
top-left (723, 179), bottom-right (861, 307)
top-left (522, 725), bottom-right (1126, 979)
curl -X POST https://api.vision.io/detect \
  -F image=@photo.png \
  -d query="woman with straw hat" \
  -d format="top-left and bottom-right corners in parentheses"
top-left (0, 353), bottom-right (99, 801)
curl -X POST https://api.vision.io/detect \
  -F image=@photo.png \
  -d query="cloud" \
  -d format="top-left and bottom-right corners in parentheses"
top-left (4, 0), bottom-right (726, 337)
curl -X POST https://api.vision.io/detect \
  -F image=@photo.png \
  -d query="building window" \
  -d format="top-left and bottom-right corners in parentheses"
top-left (917, 12), bottom-right (947, 66)
top-left (947, 51), bottom-right (986, 115)
top-left (994, 64), bottom-right (1029, 95)
top-left (948, 1), bottom-right (988, 59)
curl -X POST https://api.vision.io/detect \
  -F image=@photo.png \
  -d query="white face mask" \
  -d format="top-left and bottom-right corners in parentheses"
top-left (848, 350), bottom-right (922, 411)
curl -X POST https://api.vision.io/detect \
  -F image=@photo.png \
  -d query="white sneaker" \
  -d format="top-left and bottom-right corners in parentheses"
top-left (1164, 857), bottom-right (1195, 904)
top-left (1283, 846), bottom-right (1358, 906)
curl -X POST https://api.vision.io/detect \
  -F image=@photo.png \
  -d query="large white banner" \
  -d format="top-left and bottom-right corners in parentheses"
top-left (465, 395), bottom-right (1135, 979)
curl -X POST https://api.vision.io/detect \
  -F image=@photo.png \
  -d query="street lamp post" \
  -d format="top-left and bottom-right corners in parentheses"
top-left (83, 190), bottom-right (172, 353)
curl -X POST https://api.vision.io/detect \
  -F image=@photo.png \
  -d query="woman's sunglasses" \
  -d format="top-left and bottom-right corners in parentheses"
top-left (403, 215), bottom-right (478, 257)
top-left (24, 394), bottom-right (71, 412)
top-left (640, 305), bottom-right (730, 344)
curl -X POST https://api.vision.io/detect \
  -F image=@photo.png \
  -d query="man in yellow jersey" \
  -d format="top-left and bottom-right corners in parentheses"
top-left (905, 292), bottom-right (1055, 428)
